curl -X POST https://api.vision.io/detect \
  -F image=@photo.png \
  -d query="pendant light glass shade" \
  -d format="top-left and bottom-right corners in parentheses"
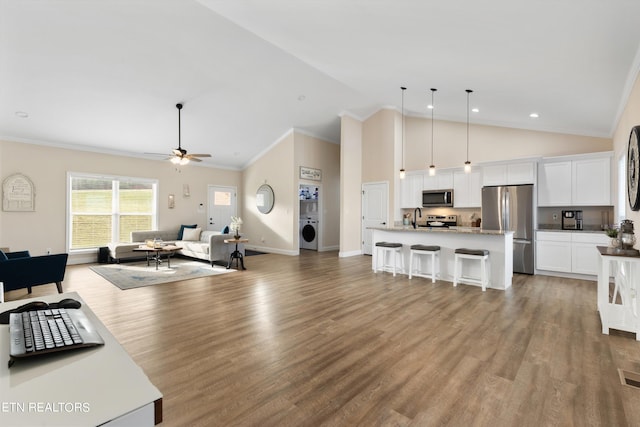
top-left (464, 89), bottom-right (473, 173)
top-left (400, 86), bottom-right (406, 179)
top-left (428, 88), bottom-right (437, 176)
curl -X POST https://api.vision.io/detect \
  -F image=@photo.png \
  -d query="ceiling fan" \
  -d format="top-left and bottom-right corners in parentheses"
top-left (162, 103), bottom-right (211, 165)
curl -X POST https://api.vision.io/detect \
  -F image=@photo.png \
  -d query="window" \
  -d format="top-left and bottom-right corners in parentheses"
top-left (619, 154), bottom-right (626, 224)
top-left (68, 173), bottom-right (158, 250)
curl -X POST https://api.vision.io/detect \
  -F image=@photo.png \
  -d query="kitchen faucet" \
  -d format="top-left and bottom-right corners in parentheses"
top-left (412, 207), bottom-right (422, 229)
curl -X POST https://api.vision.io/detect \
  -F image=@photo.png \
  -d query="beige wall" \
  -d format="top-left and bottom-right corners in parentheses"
top-left (293, 132), bottom-right (340, 251)
top-left (340, 115), bottom-right (363, 256)
top-left (612, 71), bottom-right (640, 234)
top-left (241, 132), bottom-right (296, 254)
top-left (403, 115), bottom-right (612, 172)
top-left (240, 130), bottom-right (341, 254)
top-left (0, 139), bottom-right (241, 260)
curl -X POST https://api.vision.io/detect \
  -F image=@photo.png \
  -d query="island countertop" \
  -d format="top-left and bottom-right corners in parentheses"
top-left (369, 226), bottom-right (514, 236)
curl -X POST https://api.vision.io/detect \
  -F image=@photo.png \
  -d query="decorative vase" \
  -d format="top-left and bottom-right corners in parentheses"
top-left (610, 237), bottom-right (621, 248)
top-left (234, 231), bottom-right (240, 240)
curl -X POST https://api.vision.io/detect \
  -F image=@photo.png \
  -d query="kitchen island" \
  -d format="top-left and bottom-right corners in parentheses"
top-left (371, 226), bottom-right (514, 290)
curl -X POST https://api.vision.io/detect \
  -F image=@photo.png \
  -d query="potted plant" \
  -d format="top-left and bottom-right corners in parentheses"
top-left (605, 227), bottom-right (620, 248)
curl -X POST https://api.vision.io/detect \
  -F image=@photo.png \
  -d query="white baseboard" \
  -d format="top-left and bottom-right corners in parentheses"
top-left (245, 245), bottom-right (298, 256)
top-left (339, 249), bottom-right (363, 258)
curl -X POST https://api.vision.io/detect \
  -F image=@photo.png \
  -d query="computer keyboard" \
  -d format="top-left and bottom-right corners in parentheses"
top-left (9, 308), bottom-right (104, 363)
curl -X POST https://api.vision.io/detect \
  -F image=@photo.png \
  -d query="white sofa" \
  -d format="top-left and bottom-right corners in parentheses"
top-left (107, 228), bottom-right (244, 266)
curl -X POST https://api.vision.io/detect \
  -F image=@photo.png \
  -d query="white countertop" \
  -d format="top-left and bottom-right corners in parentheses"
top-left (536, 228), bottom-right (607, 234)
top-left (370, 226), bottom-right (513, 236)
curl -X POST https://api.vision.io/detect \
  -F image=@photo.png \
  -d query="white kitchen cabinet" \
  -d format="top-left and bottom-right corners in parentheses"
top-left (536, 230), bottom-right (609, 275)
top-left (572, 156), bottom-right (611, 206)
top-left (538, 152), bottom-right (612, 206)
top-left (537, 161), bottom-right (572, 206)
top-left (423, 170), bottom-right (453, 190)
top-left (571, 233), bottom-right (610, 275)
top-left (482, 161), bottom-right (536, 187)
top-left (453, 170), bottom-right (481, 208)
top-left (507, 162), bottom-right (536, 185)
top-left (400, 173), bottom-right (424, 208)
top-left (536, 231), bottom-right (572, 273)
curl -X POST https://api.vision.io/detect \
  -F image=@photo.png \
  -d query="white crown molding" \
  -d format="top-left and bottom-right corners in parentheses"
top-left (611, 42), bottom-right (640, 137)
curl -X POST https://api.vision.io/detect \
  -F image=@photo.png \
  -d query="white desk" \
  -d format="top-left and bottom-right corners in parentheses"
top-left (597, 246), bottom-right (640, 340)
top-left (0, 292), bottom-right (162, 426)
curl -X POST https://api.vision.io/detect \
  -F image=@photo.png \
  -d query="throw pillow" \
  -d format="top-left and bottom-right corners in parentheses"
top-left (182, 227), bottom-right (202, 241)
top-left (222, 225), bottom-right (230, 234)
top-left (0, 249), bottom-right (7, 262)
top-left (178, 224), bottom-right (197, 240)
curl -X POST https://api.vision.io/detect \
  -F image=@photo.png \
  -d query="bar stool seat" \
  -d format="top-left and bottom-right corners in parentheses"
top-left (453, 248), bottom-right (490, 291)
top-left (374, 242), bottom-right (404, 276)
top-left (409, 245), bottom-right (440, 282)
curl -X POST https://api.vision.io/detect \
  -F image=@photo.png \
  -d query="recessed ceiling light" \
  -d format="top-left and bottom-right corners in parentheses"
top-left (298, 95), bottom-right (306, 101)
top-left (530, 113), bottom-right (539, 118)
top-left (15, 111), bottom-right (29, 118)
top-left (471, 108), bottom-right (479, 113)
top-left (427, 104), bottom-right (434, 109)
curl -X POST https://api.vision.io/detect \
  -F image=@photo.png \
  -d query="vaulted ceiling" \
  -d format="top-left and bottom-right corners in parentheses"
top-left (2, 0), bottom-right (640, 169)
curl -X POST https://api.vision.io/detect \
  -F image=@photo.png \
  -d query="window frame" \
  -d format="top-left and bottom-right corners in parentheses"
top-left (66, 172), bottom-right (159, 252)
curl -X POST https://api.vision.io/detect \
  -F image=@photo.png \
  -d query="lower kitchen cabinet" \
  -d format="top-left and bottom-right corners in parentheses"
top-left (536, 231), bottom-right (609, 275)
top-left (536, 232), bottom-right (572, 272)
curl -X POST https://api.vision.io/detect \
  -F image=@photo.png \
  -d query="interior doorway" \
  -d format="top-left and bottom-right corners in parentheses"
top-left (207, 185), bottom-right (237, 231)
top-left (362, 181), bottom-right (389, 255)
top-left (299, 184), bottom-right (320, 251)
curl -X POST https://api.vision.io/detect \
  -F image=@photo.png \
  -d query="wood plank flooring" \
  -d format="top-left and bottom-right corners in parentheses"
top-left (6, 251), bottom-right (640, 426)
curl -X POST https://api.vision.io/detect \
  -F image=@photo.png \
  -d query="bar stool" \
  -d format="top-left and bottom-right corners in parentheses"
top-left (453, 248), bottom-right (490, 291)
top-left (408, 245), bottom-right (440, 282)
top-left (374, 242), bottom-right (404, 276)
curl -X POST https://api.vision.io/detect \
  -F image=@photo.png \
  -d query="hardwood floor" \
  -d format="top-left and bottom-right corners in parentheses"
top-left (6, 251), bottom-right (640, 426)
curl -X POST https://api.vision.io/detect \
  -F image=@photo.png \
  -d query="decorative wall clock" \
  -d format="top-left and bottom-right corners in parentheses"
top-left (628, 126), bottom-right (640, 211)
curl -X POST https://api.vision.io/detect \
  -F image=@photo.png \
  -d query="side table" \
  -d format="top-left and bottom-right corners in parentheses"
top-left (224, 238), bottom-right (248, 270)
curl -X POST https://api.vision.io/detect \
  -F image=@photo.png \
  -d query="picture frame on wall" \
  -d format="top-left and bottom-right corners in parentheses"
top-left (300, 166), bottom-right (321, 181)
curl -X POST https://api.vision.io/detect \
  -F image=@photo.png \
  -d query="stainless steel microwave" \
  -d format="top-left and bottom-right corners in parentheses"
top-left (422, 189), bottom-right (454, 207)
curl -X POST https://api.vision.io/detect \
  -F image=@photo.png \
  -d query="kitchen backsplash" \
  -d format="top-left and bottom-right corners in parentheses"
top-left (402, 206), bottom-right (615, 230)
top-left (538, 206), bottom-right (614, 231)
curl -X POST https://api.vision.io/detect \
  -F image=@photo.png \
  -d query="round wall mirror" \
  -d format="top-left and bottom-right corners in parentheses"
top-left (256, 184), bottom-right (275, 214)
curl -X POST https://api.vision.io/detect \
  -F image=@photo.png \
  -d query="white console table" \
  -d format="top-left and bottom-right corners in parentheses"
top-left (0, 292), bottom-right (162, 426)
top-left (597, 246), bottom-right (640, 340)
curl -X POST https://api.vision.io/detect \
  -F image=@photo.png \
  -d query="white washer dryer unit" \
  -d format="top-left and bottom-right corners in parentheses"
top-left (300, 218), bottom-right (318, 250)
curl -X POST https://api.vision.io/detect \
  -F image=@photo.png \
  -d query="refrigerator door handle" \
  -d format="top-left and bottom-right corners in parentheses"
top-left (513, 238), bottom-right (531, 244)
top-left (503, 188), bottom-right (510, 231)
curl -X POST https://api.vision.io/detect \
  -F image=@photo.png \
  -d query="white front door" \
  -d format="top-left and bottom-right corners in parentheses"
top-left (362, 182), bottom-right (388, 255)
top-left (207, 185), bottom-right (237, 231)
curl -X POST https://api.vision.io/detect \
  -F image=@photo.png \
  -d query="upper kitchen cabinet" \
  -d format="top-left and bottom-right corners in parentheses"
top-left (400, 172), bottom-right (424, 208)
top-left (482, 160), bottom-right (537, 187)
top-left (423, 170), bottom-right (453, 190)
top-left (538, 152), bottom-right (612, 206)
top-left (453, 170), bottom-right (482, 208)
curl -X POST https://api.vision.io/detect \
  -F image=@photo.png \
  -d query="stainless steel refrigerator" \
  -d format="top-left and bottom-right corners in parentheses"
top-left (481, 184), bottom-right (534, 274)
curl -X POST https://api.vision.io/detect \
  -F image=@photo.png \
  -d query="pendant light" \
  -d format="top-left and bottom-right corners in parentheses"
top-left (464, 89), bottom-right (473, 173)
top-left (428, 88), bottom-right (437, 176)
top-left (399, 86), bottom-right (407, 179)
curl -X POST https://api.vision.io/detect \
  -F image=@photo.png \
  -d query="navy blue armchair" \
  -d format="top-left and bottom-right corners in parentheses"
top-left (0, 251), bottom-right (68, 297)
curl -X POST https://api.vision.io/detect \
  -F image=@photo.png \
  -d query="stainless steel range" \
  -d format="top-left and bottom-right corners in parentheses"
top-left (424, 215), bottom-right (458, 228)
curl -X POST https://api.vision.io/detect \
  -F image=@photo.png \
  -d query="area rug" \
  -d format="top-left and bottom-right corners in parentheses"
top-left (90, 258), bottom-right (235, 290)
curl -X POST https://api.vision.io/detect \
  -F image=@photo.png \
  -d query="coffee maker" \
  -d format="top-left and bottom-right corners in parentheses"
top-left (562, 210), bottom-right (583, 230)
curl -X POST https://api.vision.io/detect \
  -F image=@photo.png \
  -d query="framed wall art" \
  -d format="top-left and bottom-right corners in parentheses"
top-left (300, 166), bottom-right (321, 181)
top-left (2, 173), bottom-right (35, 212)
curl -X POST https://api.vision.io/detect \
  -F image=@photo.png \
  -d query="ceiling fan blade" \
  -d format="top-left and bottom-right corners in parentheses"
top-left (187, 157), bottom-right (203, 162)
top-left (144, 152), bottom-right (169, 157)
top-left (187, 154), bottom-right (211, 158)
